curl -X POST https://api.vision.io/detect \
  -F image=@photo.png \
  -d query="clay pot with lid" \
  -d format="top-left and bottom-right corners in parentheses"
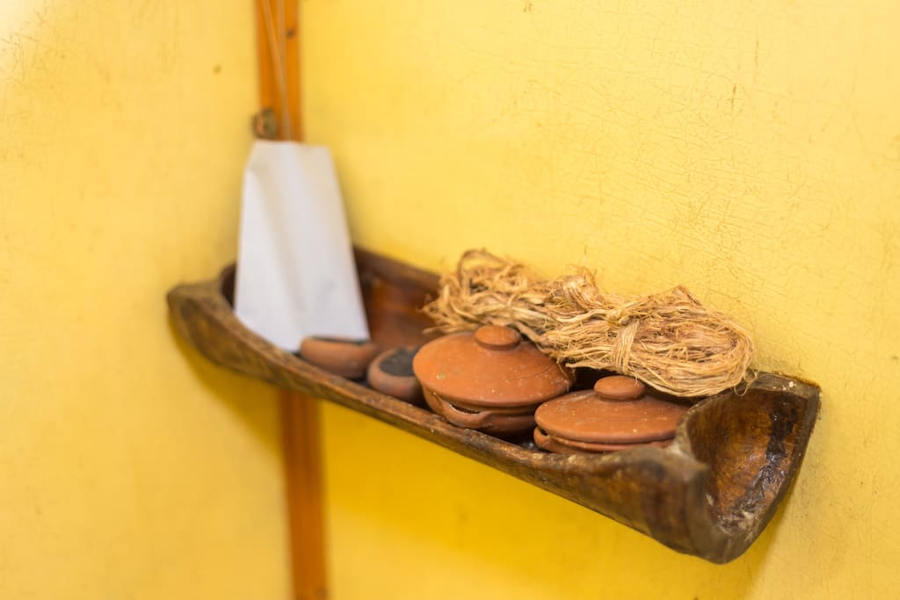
top-left (412, 325), bottom-right (573, 436)
top-left (534, 375), bottom-right (688, 453)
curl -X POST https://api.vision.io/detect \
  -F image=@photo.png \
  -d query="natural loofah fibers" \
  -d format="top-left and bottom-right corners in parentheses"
top-left (422, 249), bottom-right (755, 397)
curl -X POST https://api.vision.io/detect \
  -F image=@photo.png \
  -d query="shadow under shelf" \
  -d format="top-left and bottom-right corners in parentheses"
top-left (166, 248), bottom-right (819, 564)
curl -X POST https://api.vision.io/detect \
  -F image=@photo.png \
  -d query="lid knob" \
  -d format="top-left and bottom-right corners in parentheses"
top-left (593, 375), bottom-right (646, 401)
top-left (474, 325), bottom-right (521, 351)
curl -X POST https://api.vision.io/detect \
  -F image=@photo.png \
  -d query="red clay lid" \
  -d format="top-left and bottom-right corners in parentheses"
top-left (413, 325), bottom-right (572, 408)
top-left (593, 375), bottom-right (646, 401)
top-left (534, 376), bottom-right (687, 444)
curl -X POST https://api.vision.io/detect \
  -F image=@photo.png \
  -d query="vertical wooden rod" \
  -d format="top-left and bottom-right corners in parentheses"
top-left (255, 2), bottom-right (326, 599)
top-left (280, 390), bottom-right (328, 600)
top-left (255, 0), bottom-right (302, 142)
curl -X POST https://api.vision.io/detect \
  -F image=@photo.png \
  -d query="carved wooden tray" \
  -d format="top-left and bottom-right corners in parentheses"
top-left (166, 249), bottom-right (819, 563)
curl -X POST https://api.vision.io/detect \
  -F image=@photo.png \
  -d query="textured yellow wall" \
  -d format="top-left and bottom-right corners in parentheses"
top-left (303, 1), bottom-right (900, 599)
top-left (1, 2), bottom-right (290, 598)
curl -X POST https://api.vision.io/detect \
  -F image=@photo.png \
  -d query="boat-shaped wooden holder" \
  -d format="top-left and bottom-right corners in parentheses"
top-left (166, 248), bottom-right (819, 564)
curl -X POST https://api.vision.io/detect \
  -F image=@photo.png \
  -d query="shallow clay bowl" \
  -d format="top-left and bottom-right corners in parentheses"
top-left (299, 336), bottom-right (379, 379)
top-left (367, 346), bottom-right (423, 405)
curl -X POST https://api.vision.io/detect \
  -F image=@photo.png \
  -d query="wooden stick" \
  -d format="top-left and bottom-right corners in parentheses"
top-left (255, 2), bottom-right (326, 598)
top-left (280, 390), bottom-right (328, 600)
top-left (255, 0), bottom-right (302, 141)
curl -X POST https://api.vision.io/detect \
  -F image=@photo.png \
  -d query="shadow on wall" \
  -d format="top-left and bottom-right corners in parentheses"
top-left (322, 400), bottom-right (797, 600)
top-left (168, 317), bottom-right (283, 458)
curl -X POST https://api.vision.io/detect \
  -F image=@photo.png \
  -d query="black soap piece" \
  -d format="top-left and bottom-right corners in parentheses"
top-left (378, 347), bottom-right (418, 377)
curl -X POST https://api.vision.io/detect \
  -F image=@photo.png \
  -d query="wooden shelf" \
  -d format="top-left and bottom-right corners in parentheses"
top-left (166, 248), bottom-right (819, 564)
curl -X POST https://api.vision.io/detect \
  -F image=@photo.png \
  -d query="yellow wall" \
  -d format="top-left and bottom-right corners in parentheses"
top-left (303, 1), bottom-right (900, 599)
top-left (1, 2), bottom-right (290, 598)
top-left (4, 1), bottom-right (898, 598)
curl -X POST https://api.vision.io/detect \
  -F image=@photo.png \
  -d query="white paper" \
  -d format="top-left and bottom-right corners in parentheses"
top-left (234, 141), bottom-right (369, 351)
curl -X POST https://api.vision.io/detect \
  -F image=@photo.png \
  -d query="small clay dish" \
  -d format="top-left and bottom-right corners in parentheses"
top-left (299, 336), bottom-right (379, 379)
top-left (367, 346), bottom-right (423, 404)
top-left (413, 325), bottom-right (572, 435)
top-left (534, 375), bottom-right (688, 454)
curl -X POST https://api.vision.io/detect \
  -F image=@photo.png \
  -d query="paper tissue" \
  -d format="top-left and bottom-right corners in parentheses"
top-left (234, 141), bottom-right (369, 351)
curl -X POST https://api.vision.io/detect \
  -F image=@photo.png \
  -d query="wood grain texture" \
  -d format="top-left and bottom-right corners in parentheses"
top-left (167, 250), bottom-right (820, 564)
top-left (254, 0), bottom-right (301, 140)
top-left (255, 2), bottom-right (320, 598)
top-left (280, 391), bottom-right (327, 600)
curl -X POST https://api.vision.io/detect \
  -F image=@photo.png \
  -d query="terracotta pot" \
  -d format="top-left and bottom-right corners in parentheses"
top-left (534, 375), bottom-right (688, 453)
top-left (533, 427), bottom-right (671, 454)
top-left (299, 336), bottom-right (379, 379)
top-left (413, 325), bottom-right (572, 435)
top-left (366, 346), bottom-right (423, 404)
top-left (423, 388), bottom-right (539, 436)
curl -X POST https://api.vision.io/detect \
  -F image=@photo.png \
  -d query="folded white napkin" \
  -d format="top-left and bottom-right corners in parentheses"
top-left (234, 141), bottom-right (369, 351)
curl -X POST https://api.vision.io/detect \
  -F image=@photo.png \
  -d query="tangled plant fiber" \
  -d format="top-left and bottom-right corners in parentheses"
top-left (422, 250), bottom-right (755, 398)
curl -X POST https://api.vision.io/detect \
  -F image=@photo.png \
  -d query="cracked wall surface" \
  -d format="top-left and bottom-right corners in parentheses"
top-left (302, 1), bottom-right (900, 599)
top-left (1, 2), bottom-right (290, 598)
